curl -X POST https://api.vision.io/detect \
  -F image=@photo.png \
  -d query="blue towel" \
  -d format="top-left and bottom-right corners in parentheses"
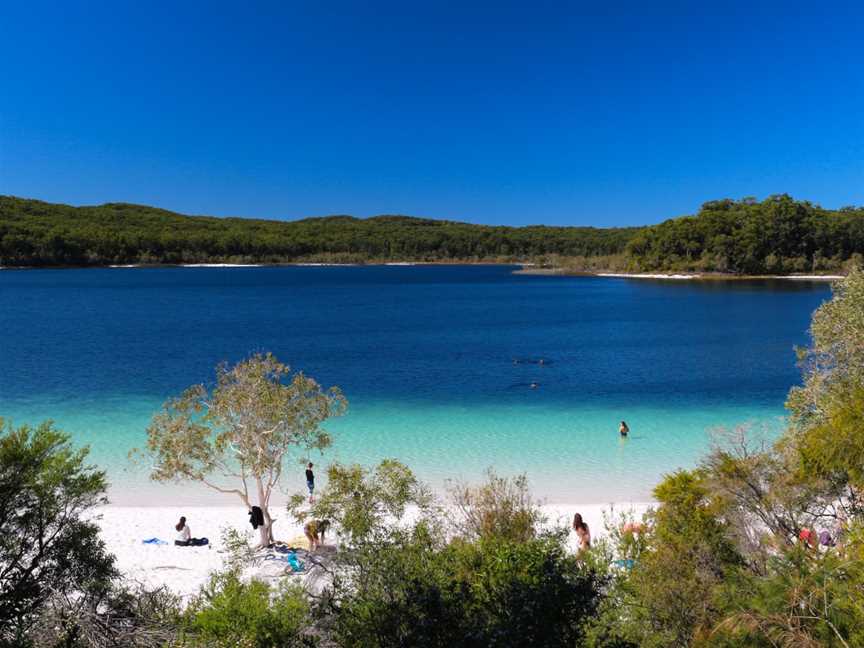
top-left (286, 552), bottom-right (304, 572)
top-left (142, 537), bottom-right (168, 545)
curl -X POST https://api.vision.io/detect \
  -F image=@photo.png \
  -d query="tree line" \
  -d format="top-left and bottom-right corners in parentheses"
top-left (626, 194), bottom-right (864, 274)
top-left (3, 193), bottom-right (864, 273)
top-left (0, 196), bottom-right (633, 267)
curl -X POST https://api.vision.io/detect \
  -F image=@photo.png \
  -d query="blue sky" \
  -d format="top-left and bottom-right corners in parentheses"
top-left (1, 1), bottom-right (863, 226)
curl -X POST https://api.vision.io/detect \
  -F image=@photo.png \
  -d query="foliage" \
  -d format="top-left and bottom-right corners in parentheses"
top-left (787, 266), bottom-right (864, 429)
top-left (288, 459), bottom-right (440, 547)
top-left (332, 534), bottom-right (604, 648)
top-left (292, 464), bottom-right (603, 647)
top-left (137, 353), bottom-right (346, 545)
top-left (29, 584), bottom-right (183, 648)
top-left (0, 195), bottom-right (636, 266)
top-left (182, 570), bottom-right (315, 647)
top-left (712, 535), bottom-right (864, 647)
top-left (626, 195), bottom-right (864, 274)
top-left (797, 385), bottom-right (864, 492)
top-left (587, 470), bottom-right (745, 648)
top-left (4, 194), bottom-right (862, 273)
top-left (0, 419), bottom-right (117, 644)
top-left (447, 469), bottom-right (545, 543)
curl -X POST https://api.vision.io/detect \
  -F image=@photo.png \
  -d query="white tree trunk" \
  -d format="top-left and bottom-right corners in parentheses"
top-left (256, 477), bottom-right (273, 547)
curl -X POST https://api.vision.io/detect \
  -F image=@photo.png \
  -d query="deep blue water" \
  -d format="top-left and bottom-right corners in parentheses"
top-left (0, 266), bottom-right (830, 503)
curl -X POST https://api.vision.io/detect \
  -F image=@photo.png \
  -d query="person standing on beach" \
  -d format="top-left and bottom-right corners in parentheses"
top-left (572, 513), bottom-right (591, 553)
top-left (619, 421), bottom-right (630, 438)
top-left (306, 462), bottom-right (315, 504)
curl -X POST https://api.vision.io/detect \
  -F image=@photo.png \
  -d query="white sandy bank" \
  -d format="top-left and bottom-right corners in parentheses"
top-left (596, 272), bottom-right (843, 281)
top-left (96, 502), bottom-right (652, 599)
top-left (597, 272), bottom-right (697, 280)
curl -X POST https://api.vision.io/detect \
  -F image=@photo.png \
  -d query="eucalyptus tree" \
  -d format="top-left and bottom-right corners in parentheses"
top-left (787, 266), bottom-right (864, 429)
top-left (139, 353), bottom-right (346, 546)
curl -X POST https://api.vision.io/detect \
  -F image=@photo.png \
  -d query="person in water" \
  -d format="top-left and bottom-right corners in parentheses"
top-left (306, 462), bottom-right (315, 503)
top-left (304, 519), bottom-right (330, 550)
top-left (619, 421), bottom-right (630, 437)
top-left (174, 516), bottom-right (208, 547)
top-left (572, 513), bottom-right (591, 553)
top-left (530, 382), bottom-right (539, 389)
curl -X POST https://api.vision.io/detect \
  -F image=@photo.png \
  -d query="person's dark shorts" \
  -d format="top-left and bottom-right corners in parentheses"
top-left (307, 480), bottom-right (315, 494)
top-left (175, 538), bottom-right (209, 547)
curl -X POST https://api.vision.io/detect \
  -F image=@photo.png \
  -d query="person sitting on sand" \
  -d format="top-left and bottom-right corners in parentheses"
top-left (174, 516), bottom-right (208, 547)
top-left (619, 421), bottom-right (630, 437)
top-left (304, 519), bottom-right (330, 550)
top-left (572, 513), bottom-right (591, 553)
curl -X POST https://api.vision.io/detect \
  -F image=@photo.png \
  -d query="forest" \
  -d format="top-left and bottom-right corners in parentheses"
top-left (2, 194), bottom-right (864, 273)
top-left (0, 196), bottom-right (633, 266)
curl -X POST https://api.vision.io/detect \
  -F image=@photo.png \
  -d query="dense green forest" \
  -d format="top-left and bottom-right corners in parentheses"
top-left (625, 195), bottom-right (864, 274)
top-left (0, 196), bottom-right (633, 266)
top-left (1, 194), bottom-right (864, 272)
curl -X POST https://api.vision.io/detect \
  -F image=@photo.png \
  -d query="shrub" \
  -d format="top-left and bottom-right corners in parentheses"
top-left (0, 419), bottom-right (117, 644)
top-left (332, 535), bottom-right (604, 648)
top-left (183, 570), bottom-right (314, 647)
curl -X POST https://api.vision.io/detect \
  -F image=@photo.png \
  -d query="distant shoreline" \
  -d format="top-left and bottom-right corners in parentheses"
top-left (0, 260), bottom-right (512, 271)
top-left (0, 262), bottom-right (848, 280)
top-left (514, 267), bottom-right (845, 281)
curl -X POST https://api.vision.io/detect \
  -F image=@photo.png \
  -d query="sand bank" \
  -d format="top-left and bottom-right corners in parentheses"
top-left (96, 502), bottom-right (652, 599)
top-left (181, 263), bottom-right (262, 268)
top-left (597, 272), bottom-right (698, 280)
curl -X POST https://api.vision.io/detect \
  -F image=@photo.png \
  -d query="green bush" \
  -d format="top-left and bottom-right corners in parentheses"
top-left (332, 535), bottom-right (603, 648)
top-left (183, 570), bottom-right (314, 648)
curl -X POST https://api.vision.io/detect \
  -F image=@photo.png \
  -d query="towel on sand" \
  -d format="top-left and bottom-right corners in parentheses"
top-left (142, 538), bottom-right (168, 545)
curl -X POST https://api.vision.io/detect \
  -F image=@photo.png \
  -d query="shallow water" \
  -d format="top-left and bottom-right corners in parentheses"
top-left (0, 266), bottom-right (830, 504)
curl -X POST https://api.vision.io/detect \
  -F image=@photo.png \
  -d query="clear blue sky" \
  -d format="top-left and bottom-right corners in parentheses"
top-left (1, 1), bottom-right (863, 226)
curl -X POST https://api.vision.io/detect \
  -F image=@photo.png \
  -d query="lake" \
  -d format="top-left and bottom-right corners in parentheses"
top-left (0, 266), bottom-right (831, 504)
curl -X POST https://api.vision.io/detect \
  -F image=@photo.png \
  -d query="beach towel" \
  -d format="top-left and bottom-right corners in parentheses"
top-left (286, 551), bottom-right (304, 572)
top-left (262, 551), bottom-right (306, 572)
top-left (142, 538), bottom-right (168, 545)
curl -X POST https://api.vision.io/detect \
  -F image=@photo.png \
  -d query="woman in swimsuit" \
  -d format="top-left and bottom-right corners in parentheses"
top-left (572, 513), bottom-right (591, 553)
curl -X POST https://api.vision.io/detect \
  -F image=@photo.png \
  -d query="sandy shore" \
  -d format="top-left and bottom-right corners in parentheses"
top-left (95, 502), bottom-right (652, 599)
top-left (516, 267), bottom-right (844, 281)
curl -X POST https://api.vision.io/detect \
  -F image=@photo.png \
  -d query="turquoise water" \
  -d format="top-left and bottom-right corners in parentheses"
top-left (0, 266), bottom-right (829, 504)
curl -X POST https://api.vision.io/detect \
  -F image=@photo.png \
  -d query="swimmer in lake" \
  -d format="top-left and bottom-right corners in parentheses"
top-left (619, 421), bottom-right (629, 437)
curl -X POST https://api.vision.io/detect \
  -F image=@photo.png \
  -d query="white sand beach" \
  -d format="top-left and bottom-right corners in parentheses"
top-left (96, 502), bottom-right (652, 600)
top-left (181, 263), bottom-right (262, 268)
top-left (596, 272), bottom-right (698, 280)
